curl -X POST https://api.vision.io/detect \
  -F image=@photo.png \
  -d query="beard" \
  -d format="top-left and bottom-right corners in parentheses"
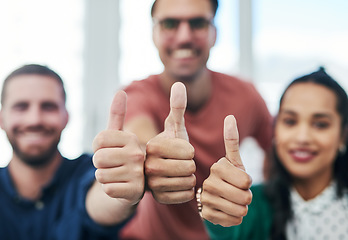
top-left (9, 137), bottom-right (60, 168)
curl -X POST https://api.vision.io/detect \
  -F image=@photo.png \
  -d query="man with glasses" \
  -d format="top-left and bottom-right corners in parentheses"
top-left (113, 0), bottom-right (272, 239)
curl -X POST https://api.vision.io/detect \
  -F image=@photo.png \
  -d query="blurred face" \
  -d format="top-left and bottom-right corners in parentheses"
top-left (0, 75), bottom-right (68, 167)
top-left (152, 0), bottom-right (217, 81)
top-left (274, 82), bottom-right (343, 183)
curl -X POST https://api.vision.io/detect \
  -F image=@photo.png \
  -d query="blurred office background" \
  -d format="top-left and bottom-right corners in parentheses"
top-left (0, 0), bottom-right (347, 182)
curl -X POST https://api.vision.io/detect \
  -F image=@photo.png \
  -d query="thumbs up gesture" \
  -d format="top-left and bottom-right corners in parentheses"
top-left (200, 115), bottom-right (252, 227)
top-left (145, 82), bottom-right (196, 204)
top-left (92, 91), bottom-right (145, 206)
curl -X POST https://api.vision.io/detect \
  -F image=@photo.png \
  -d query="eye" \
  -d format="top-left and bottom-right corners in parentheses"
top-left (160, 19), bottom-right (180, 30)
top-left (313, 121), bottom-right (329, 129)
top-left (12, 102), bottom-right (28, 111)
top-left (282, 117), bottom-right (296, 126)
top-left (189, 18), bottom-right (210, 29)
top-left (41, 102), bottom-right (58, 111)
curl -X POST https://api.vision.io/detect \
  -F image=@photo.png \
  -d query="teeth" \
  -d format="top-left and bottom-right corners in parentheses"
top-left (20, 132), bottom-right (47, 140)
top-left (173, 49), bottom-right (195, 58)
top-left (293, 151), bottom-right (312, 158)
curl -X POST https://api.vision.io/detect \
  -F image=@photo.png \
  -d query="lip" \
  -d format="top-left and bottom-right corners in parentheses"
top-left (289, 149), bottom-right (317, 163)
top-left (16, 131), bottom-right (51, 144)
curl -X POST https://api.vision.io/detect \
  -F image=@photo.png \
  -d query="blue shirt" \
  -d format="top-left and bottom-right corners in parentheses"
top-left (0, 154), bottom-right (126, 240)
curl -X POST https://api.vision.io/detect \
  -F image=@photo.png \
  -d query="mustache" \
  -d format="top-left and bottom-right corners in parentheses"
top-left (13, 124), bottom-right (54, 134)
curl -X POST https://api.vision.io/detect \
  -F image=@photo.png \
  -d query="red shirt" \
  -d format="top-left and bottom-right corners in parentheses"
top-left (120, 71), bottom-right (272, 240)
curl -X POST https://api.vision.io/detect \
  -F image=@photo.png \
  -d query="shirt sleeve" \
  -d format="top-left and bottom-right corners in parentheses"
top-left (249, 83), bottom-right (274, 152)
top-left (203, 185), bottom-right (273, 240)
top-left (78, 167), bottom-right (127, 239)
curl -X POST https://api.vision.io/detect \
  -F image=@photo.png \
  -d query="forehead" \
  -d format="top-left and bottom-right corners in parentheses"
top-left (280, 82), bottom-right (338, 115)
top-left (153, 0), bottom-right (213, 19)
top-left (3, 74), bottom-right (64, 105)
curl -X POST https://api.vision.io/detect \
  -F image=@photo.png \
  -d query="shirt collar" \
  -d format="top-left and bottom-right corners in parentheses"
top-left (290, 181), bottom-right (336, 215)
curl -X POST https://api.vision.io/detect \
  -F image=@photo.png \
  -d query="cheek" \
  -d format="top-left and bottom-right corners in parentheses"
top-left (319, 137), bottom-right (340, 160)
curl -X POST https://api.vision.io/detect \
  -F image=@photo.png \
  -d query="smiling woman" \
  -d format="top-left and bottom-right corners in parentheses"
top-left (203, 67), bottom-right (348, 240)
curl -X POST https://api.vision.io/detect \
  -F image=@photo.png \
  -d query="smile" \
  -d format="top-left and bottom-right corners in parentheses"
top-left (172, 49), bottom-right (197, 59)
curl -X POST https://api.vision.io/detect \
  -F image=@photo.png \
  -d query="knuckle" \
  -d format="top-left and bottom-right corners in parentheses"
top-left (130, 150), bottom-right (145, 163)
top-left (146, 140), bottom-right (159, 155)
top-left (92, 150), bottom-right (104, 168)
top-left (144, 160), bottom-right (159, 176)
top-left (188, 160), bottom-right (196, 174)
top-left (147, 177), bottom-right (159, 190)
top-left (94, 169), bottom-right (104, 183)
top-left (238, 205), bottom-right (249, 217)
top-left (189, 175), bottom-right (196, 188)
top-left (244, 190), bottom-right (253, 205)
top-left (240, 173), bottom-right (253, 189)
top-left (188, 144), bottom-right (195, 158)
top-left (202, 179), bottom-right (213, 193)
top-left (102, 184), bottom-right (114, 197)
top-left (92, 131), bottom-right (108, 150)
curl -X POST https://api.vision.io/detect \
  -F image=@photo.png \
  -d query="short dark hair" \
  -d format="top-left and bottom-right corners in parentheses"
top-left (1, 64), bottom-right (66, 105)
top-left (151, 0), bottom-right (219, 17)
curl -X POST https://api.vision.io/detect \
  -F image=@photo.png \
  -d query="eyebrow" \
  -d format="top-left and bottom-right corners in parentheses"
top-left (279, 109), bottom-right (334, 120)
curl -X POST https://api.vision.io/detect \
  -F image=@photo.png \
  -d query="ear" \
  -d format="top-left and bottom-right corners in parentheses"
top-left (209, 25), bottom-right (217, 48)
top-left (152, 27), bottom-right (160, 50)
top-left (62, 109), bottom-right (69, 129)
top-left (0, 109), bottom-right (4, 130)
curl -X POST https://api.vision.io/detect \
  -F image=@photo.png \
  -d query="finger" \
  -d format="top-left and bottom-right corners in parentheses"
top-left (107, 90), bottom-right (127, 130)
top-left (202, 207), bottom-right (244, 227)
top-left (164, 82), bottom-right (188, 140)
top-left (145, 158), bottom-right (196, 177)
top-left (224, 115), bottom-right (245, 171)
top-left (201, 190), bottom-right (249, 218)
top-left (153, 189), bottom-right (195, 204)
top-left (146, 137), bottom-right (194, 160)
top-left (147, 175), bottom-right (196, 192)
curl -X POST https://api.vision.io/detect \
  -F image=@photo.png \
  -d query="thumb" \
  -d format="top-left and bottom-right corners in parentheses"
top-left (107, 90), bottom-right (127, 130)
top-left (164, 82), bottom-right (188, 140)
top-left (224, 115), bottom-right (245, 171)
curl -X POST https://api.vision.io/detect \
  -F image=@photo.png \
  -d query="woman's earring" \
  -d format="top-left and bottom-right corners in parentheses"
top-left (339, 144), bottom-right (347, 155)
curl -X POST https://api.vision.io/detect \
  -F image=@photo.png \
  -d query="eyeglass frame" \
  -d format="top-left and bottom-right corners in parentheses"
top-left (152, 17), bottom-right (215, 37)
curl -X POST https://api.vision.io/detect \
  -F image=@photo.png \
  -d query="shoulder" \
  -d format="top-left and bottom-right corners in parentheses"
top-left (61, 153), bottom-right (94, 175)
top-left (124, 75), bottom-right (160, 93)
top-left (211, 71), bottom-right (261, 98)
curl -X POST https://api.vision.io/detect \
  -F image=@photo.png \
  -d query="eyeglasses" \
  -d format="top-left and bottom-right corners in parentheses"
top-left (153, 17), bottom-right (214, 37)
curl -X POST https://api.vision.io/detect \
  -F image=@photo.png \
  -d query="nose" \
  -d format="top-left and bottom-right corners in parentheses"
top-left (175, 21), bottom-right (194, 43)
top-left (294, 124), bottom-right (312, 144)
top-left (24, 106), bottom-right (43, 126)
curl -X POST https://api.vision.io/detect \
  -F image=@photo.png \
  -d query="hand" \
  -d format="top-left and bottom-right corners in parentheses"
top-left (145, 82), bottom-right (196, 204)
top-left (92, 90), bottom-right (145, 206)
top-left (201, 115), bottom-right (252, 227)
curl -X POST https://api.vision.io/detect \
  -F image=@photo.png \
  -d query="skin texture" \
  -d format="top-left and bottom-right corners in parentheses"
top-left (89, 90), bottom-right (145, 225)
top-left (200, 116), bottom-right (253, 227)
top-left (144, 82), bottom-right (196, 204)
top-left (0, 75), bottom-right (68, 200)
top-left (0, 73), bottom-right (145, 226)
top-left (125, 0), bottom-right (218, 205)
top-left (152, 0), bottom-right (216, 82)
top-left (0, 75), bottom-right (68, 168)
top-left (200, 81), bottom-right (346, 227)
top-left (274, 82), bottom-right (343, 200)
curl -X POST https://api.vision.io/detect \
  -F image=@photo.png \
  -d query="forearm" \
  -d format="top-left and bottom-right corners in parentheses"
top-left (86, 181), bottom-right (137, 226)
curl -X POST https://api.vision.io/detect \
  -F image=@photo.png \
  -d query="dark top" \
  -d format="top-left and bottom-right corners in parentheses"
top-left (0, 154), bottom-right (126, 240)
